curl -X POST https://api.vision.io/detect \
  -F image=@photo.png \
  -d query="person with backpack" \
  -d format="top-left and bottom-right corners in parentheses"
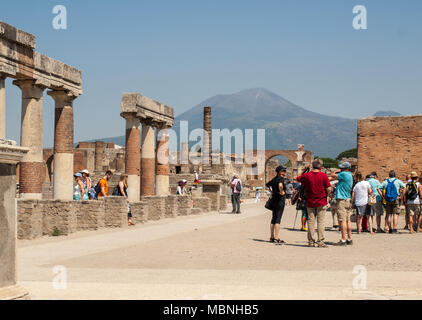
top-left (96, 170), bottom-right (113, 198)
top-left (378, 170), bottom-right (405, 234)
top-left (230, 174), bottom-right (242, 214)
top-left (330, 161), bottom-right (354, 246)
top-left (266, 166), bottom-right (287, 244)
top-left (403, 172), bottom-right (422, 233)
top-left (367, 172), bottom-right (385, 233)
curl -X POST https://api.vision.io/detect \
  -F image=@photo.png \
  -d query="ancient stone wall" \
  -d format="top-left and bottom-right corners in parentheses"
top-left (357, 115), bottom-right (422, 180)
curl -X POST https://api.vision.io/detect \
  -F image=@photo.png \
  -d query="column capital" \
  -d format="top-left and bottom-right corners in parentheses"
top-left (12, 79), bottom-right (46, 99)
top-left (47, 90), bottom-right (78, 105)
top-left (121, 112), bottom-right (138, 120)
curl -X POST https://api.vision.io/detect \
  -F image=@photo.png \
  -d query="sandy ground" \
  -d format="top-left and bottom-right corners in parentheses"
top-left (17, 201), bottom-right (422, 300)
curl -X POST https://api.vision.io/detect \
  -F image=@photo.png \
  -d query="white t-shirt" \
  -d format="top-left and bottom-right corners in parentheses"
top-left (353, 181), bottom-right (371, 206)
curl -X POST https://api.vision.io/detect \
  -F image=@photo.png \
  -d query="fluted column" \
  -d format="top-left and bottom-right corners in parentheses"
top-left (124, 114), bottom-right (141, 202)
top-left (156, 125), bottom-right (170, 195)
top-left (13, 79), bottom-right (46, 199)
top-left (0, 76), bottom-right (5, 139)
top-left (141, 123), bottom-right (155, 197)
top-left (48, 90), bottom-right (77, 200)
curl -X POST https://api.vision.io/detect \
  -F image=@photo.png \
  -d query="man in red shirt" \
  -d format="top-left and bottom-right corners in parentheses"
top-left (297, 159), bottom-right (331, 248)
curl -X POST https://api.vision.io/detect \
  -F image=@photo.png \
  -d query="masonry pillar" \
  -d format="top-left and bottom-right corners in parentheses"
top-left (48, 90), bottom-right (77, 200)
top-left (156, 125), bottom-right (170, 196)
top-left (0, 140), bottom-right (29, 299)
top-left (0, 76), bottom-right (5, 139)
top-left (180, 142), bottom-right (190, 173)
top-left (141, 123), bottom-right (155, 197)
top-left (13, 80), bottom-right (45, 199)
top-left (124, 114), bottom-right (141, 201)
top-left (203, 106), bottom-right (212, 171)
top-left (94, 141), bottom-right (106, 172)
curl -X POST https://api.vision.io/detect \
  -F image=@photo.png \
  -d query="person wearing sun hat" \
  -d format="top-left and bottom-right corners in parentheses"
top-left (80, 169), bottom-right (93, 199)
top-left (331, 161), bottom-right (354, 246)
top-left (403, 172), bottom-right (422, 233)
top-left (73, 172), bottom-right (88, 201)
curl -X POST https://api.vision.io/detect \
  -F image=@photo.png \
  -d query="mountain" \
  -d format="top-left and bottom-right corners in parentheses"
top-left (86, 88), bottom-right (358, 158)
top-left (373, 110), bottom-right (401, 117)
top-left (172, 88), bottom-right (357, 158)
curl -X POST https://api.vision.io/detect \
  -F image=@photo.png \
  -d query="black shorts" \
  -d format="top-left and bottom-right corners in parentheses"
top-left (271, 198), bottom-right (286, 224)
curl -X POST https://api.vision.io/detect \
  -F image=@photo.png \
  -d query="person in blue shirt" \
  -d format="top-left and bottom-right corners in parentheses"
top-left (367, 172), bottom-right (385, 233)
top-left (377, 170), bottom-right (405, 234)
top-left (330, 161), bottom-right (354, 246)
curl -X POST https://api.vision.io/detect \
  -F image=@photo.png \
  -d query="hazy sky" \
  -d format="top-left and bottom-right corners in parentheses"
top-left (1, 0), bottom-right (421, 147)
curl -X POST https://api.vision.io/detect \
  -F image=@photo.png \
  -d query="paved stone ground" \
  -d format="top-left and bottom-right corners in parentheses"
top-left (17, 200), bottom-right (422, 300)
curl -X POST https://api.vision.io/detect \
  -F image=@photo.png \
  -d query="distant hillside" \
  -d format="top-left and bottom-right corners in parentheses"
top-left (172, 88), bottom-right (357, 158)
top-left (85, 88), bottom-right (360, 158)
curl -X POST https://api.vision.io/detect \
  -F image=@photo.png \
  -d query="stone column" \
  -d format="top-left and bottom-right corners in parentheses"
top-left (48, 90), bottom-right (77, 200)
top-left (94, 141), bottom-right (106, 172)
top-left (0, 140), bottom-right (29, 299)
top-left (141, 123), bottom-right (155, 197)
top-left (0, 76), bottom-right (5, 139)
top-left (203, 106), bottom-right (212, 171)
top-left (156, 125), bottom-right (170, 196)
top-left (116, 151), bottom-right (125, 172)
top-left (13, 80), bottom-right (45, 199)
top-left (124, 114), bottom-right (141, 202)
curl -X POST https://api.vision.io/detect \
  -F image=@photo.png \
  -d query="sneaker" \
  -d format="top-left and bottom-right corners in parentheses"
top-left (317, 242), bottom-right (328, 248)
top-left (346, 239), bottom-right (353, 245)
top-left (388, 229), bottom-right (393, 234)
top-left (393, 229), bottom-right (399, 234)
top-left (335, 240), bottom-right (347, 246)
top-left (308, 242), bottom-right (316, 247)
top-left (377, 228), bottom-right (386, 233)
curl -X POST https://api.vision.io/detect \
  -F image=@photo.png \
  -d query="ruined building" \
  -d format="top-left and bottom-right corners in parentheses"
top-left (358, 115), bottom-right (422, 180)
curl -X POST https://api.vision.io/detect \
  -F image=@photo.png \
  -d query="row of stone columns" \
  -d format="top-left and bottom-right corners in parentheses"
top-left (123, 113), bottom-right (170, 201)
top-left (0, 75), bottom-right (77, 200)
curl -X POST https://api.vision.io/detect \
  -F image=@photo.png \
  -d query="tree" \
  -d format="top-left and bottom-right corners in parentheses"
top-left (316, 157), bottom-right (339, 169)
top-left (336, 148), bottom-right (357, 161)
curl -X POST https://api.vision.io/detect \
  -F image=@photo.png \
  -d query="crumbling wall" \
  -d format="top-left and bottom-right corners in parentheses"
top-left (358, 115), bottom-right (422, 180)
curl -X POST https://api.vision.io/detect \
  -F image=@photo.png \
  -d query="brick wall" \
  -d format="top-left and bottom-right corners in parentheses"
top-left (358, 115), bottom-right (422, 180)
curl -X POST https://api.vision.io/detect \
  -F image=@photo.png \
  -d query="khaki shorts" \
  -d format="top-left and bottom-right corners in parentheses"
top-left (337, 199), bottom-right (352, 222)
top-left (385, 201), bottom-right (400, 215)
top-left (407, 204), bottom-right (421, 216)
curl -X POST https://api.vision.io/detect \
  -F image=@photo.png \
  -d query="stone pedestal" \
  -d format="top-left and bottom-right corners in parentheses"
top-left (201, 179), bottom-right (221, 212)
top-left (0, 139), bottom-right (29, 300)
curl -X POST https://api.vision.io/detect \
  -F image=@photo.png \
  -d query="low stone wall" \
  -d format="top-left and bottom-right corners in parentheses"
top-left (193, 197), bottom-right (212, 212)
top-left (17, 193), bottom-right (222, 240)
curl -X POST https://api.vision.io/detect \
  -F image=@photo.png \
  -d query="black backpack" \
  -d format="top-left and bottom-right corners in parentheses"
top-left (112, 184), bottom-right (121, 196)
top-left (235, 180), bottom-right (242, 192)
top-left (93, 180), bottom-right (102, 198)
top-left (406, 182), bottom-right (418, 201)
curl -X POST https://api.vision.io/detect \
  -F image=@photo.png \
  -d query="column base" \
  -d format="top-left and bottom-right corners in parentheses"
top-left (0, 285), bottom-right (30, 300)
top-left (155, 175), bottom-right (169, 196)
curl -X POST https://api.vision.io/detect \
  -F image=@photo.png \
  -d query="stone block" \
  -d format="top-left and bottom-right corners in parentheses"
top-left (176, 195), bottom-right (192, 216)
top-left (130, 201), bottom-right (149, 223)
top-left (193, 197), bottom-right (211, 213)
top-left (103, 196), bottom-right (128, 228)
top-left (165, 195), bottom-right (178, 218)
top-left (143, 196), bottom-right (166, 220)
top-left (219, 195), bottom-right (228, 211)
top-left (41, 200), bottom-right (77, 236)
top-left (75, 200), bottom-right (105, 231)
top-left (17, 199), bottom-right (43, 240)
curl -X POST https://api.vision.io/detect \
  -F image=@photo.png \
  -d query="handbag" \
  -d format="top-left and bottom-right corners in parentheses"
top-left (296, 199), bottom-right (306, 211)
top-left (265, 197), bottom-right (274, 211)
top-left (368, 194), bottom-right (377, 206)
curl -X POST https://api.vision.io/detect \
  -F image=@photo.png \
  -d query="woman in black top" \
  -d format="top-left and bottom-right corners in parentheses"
top-left (113, 174), bottom-right (135, 226)
top-left (266, 166), bottom-right (287, 243)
